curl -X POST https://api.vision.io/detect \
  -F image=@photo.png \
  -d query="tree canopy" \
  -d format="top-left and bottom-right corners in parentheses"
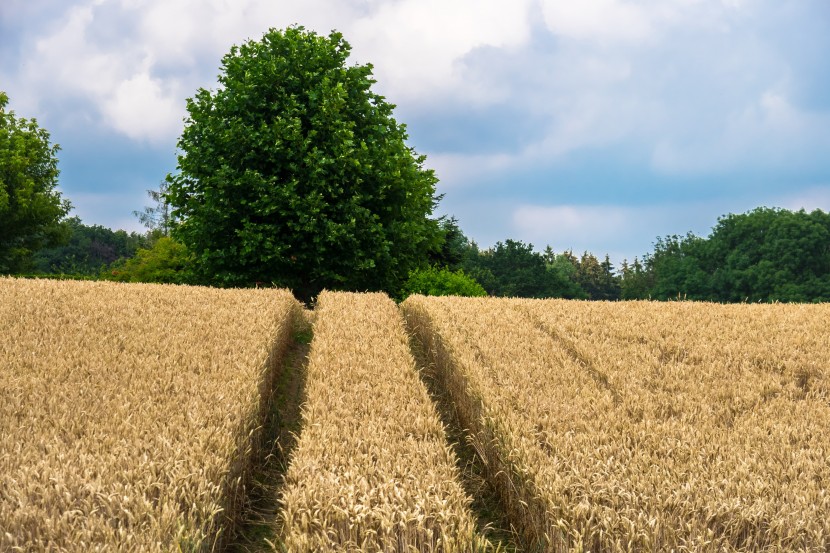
top-left (167, 27), bottom-right (442, 301)
top-left (32, 216), bottom-right (147, 276)
top-left (462, 239), bottom-right (593, 299)
top-left (622, 207), bottom-right (830, 303)
top-left (0, 91), bottom-right (71, 273)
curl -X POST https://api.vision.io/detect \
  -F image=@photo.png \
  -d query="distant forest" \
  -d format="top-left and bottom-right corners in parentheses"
top-left (23, 205), bottom-right (830, 304)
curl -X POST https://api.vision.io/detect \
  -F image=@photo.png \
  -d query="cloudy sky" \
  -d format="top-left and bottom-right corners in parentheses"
top-left (2, 0), bottom-right (829, 263)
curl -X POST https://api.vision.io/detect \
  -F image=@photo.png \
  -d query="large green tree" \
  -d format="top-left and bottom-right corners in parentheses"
top-left (0, 92), bottom-right (71, 273)
top-left (167, 27), bottom-right (442, 301)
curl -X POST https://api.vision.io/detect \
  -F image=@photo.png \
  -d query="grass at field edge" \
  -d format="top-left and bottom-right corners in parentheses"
top-left (227, 311), bottom-right (313, 552)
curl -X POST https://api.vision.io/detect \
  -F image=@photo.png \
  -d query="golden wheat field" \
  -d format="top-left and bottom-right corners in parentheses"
top-left (0, 278), bottom-right (301, 551)
top-left (403, 295), bottom-right (830, 552)
top-left (4, 277), bottom-right (829, 553)
top-left (279, 291), bottom-right (487, 552)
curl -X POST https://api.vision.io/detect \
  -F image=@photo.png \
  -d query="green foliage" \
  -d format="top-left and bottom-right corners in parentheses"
top-left (707, 208), bottom-right (830, 302)
top-left (0, 91), bottom-right (71, 273)
top-left (543, 248), bottom-right (590, 299)
top-left (134, 181), bottom-right (175, 236)
top-left (32, 217), bottom-right (148, 275)
top-left (647, 233), bottom-right (711, 300)
top-left (428, 216), bottom-right (469, 271)
top-left (400, 266), bottom-right (486, 300)
top-left (619, 257), bottom-right (652, 300)
top-left (465, 239), bottom-right (590, 299)
top-left (572, 252), bottom-right (619, 301)
top-left (636, 207), bottom-right (830, 303)
top-left (167, 27), bottom-right (441, 301)
top-left (458, 241), bottom-right (623, 300)
top-left (475, 240), bottom-right (545, 297)
top-left (107, 237), bottom-right (194, 284)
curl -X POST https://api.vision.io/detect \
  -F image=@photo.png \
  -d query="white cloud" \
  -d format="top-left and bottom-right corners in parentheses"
top-left (774, 185), bottom-right (830, 213)
top-left (426, 151), bottom-right (518, 188)
top-left (399, 0), bottom-right (791, 189)
top-left (128, 0), bottom-right (360, 66)
top-left (350, 0), bottom-right (533, 104)
top-left (13, 0), bottom-right (535, 142)
top-left (537, 0), bottom-right (749, 45)
top-left (423, 87), bottom-right (650, 188)
top-left (651, 88), bottom-right (830, 174)
top-left (9, 0), bottom-right (773, 156)
top-left (28, 4), bottom-right (119, 99)
top-left (512, 203), bottom-right (660, 261)
top-left (19, 2), bottom-right (184, 143)
top-left (6, 0), bottom-right (829, 219)
top-left (12, 0), bottom-right (375, 143)
top-left (540, 0), bottom-right (652, 43)
top-left (103, 71), bottom-right (183, 141)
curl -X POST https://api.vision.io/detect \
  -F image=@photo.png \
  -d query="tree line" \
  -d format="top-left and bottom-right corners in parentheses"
top-left (15, 204), bottom-right (829, 304)
top-left (621, 207), bottom-right (830, 303)
top-left (418, 207), bottom-right (830, 303)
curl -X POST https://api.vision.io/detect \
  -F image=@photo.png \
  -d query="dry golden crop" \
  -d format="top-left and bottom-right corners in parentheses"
top-left (0, 277), bottom-right (301, 552)
top-left (403, 295), bottom-right (830, 552)
top-left (278, 291), bottom-right (488, 551)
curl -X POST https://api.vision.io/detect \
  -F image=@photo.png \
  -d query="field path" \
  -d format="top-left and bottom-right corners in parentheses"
top-left (277, 291), bottom-right (491, 551)
top-left (228, 311), bottom-right (312, 552)
top-left (406, 325), bottom-right (523, 552)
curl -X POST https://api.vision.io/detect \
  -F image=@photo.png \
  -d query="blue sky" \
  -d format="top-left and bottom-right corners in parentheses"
top-left (2, 0), bottom-right (829, 264)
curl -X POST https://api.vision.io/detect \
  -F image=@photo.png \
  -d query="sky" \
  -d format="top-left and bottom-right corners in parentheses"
top-left (2, 0), bottom-right (829, 264)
